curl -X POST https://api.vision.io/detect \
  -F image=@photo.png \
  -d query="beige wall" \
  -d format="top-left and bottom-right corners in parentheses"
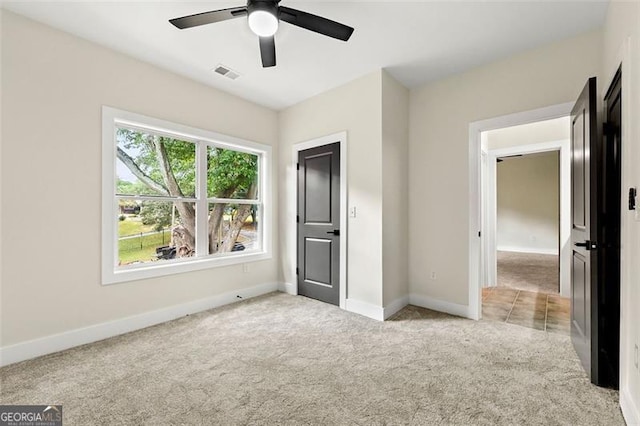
top-left (486, 117), bottom-right (570, 150)
top-left (382, 72), bottom-right (409, 306)
top-left (278, 70), bottom-right (410, 311)
top-left (496, 152), bottom-right (559, 254)
top-left (408, 30), bottom-right (601, 305)
top-left (278, 71), bottom-right (384, 307)
top-left (0, 11), bottom-right (279, 347)
top-left (603, 0), bottom-right (640, 419)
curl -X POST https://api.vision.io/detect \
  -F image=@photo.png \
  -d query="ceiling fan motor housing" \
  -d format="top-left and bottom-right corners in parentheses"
top-left (247, 0), bottom-right (279, 19)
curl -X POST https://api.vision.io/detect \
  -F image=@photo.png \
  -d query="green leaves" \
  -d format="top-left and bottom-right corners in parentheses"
top-left (207, 147), bottom-right (258, 199)
top-left (116, 128), bottom-right (259, 201)
top-left (140, 201), bottom-right (173, 232)
top-left (116, 128), bottom-right (196, 197)
top-left (116, 178), bottom-right (148, 195)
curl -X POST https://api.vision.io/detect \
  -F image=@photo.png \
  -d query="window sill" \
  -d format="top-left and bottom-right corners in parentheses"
top-left (102, 251), bottom-right (271, 285)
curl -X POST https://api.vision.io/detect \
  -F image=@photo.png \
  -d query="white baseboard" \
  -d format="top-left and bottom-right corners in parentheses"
top-left (497, 246), bottom-right (559, 255)
top-left (278, 282), bottom-right (297, 295)
top-left (409, 294), bottom-right (471, 319)
top-left (345, 298), bottom-right (384, 321)
top-left (621, 386), bottom-right (640, 426)
top-left (384, 296), bottom-right (410, 319)
top-left (0, 282), bottom-right (279, 367)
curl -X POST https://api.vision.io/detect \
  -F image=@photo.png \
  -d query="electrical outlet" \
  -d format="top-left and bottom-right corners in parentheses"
top-left (349, 206), bottom-right (357, 218)
top-left (430, 271), bottom-right (437, 280)
top-left (635, 344), bottom-right (638, 369)
top-left (242, 263), bottom-right (249, 273)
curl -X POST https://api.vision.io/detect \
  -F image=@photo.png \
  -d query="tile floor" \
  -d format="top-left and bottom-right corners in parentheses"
top-left (482, 287), bottom-right (570, 335)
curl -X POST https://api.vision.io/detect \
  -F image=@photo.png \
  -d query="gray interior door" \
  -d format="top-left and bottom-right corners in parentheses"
top-left (570, 77), bottom-right (598, 380)
top-left (297, 143), bottom-right (340, 306)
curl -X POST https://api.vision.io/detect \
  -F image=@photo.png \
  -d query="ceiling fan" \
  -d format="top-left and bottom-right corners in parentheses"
top-left (169, 0), bottom-right (354, 68)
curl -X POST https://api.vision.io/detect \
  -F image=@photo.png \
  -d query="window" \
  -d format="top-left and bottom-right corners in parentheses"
top-left (102, 107), bottom-right (271, 284)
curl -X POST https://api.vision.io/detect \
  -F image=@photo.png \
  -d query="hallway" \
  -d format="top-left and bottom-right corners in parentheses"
top-left (497, 251), bottom-right (559, 294)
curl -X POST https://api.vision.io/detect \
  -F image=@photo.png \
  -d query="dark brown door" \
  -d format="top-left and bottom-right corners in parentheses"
top-left (297, 143), bottom-right (340, 306)
top-left (598, 68), bottom-right (622, 388)
top-left (571, 77), bottom-right (599, 380)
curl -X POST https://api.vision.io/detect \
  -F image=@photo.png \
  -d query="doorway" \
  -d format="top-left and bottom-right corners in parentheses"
top-left (297, 142), bottom-right (341, 305)
top-left (469, 77), bottom-right (623, 388)
top-left (495, 150), bottom-right (560, 293)
top-left (480, 119), bottom-right (570, 333)
top-left (291, 133), bottom-right (348, 309)
top-left (468, 102), bottom-right (574, 321)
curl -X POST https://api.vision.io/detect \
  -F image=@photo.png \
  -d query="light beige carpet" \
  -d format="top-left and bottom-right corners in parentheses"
top-left (498, 251), bottom-right (560, 294)
top-left (0, 293), bottom-right (623, 425)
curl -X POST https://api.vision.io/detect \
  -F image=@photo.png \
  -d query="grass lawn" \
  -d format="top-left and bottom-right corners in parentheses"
top-left (118, 216), bottom-right (156, 237)
top-left (119, 229), bottom-right (170, 265)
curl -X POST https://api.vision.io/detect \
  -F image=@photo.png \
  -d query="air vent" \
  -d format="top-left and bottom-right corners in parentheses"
top-left (213, 64), bottom-right (241, 80)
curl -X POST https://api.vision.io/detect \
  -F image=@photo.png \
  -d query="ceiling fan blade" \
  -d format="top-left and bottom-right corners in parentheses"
top-left (259, 36), bottom-right (276, 68)
top-left (169, 7), bottom-right (247, 29)
top-left (279, 6), bottom-right (354, 41)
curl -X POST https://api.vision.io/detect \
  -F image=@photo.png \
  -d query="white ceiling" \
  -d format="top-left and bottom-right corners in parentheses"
top-left (2, 1), bottom-right (609, 110)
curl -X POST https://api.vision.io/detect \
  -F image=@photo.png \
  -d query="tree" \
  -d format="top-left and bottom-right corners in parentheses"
top-left (206, 147), bottom-right (258, 253)
top-left (140, 201), bottom-right (172, 232)
top-left (116, 128), bottom-right (257, 257)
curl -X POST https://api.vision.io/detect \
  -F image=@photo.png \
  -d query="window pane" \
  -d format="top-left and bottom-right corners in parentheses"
top-left (118, 200), bottom-right (196, 266)
top-left (116, 128), bottom-right (196, 198)
top-left (207, 147), bottom-right (258, 199)
top-left (208, 203), bottom-right (260, 255)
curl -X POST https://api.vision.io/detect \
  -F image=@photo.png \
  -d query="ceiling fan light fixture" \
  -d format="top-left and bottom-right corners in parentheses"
top-left (248, 10), bottom-right (278, 37)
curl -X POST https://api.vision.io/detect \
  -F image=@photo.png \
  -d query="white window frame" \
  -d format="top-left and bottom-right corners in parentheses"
top-left (102, 106), bottom-right (272, 285)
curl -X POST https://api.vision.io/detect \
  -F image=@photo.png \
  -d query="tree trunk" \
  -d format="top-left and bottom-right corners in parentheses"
top-left (171, 225), bottom-right (195, 258)
top-left (207, 203), bottom-right (227, 254)
top-left (219, 183), bottom-right (257, 253)
top-left (207, 187), bottom-right (236, 254)
top-left (153, 136), bottom-right (196, 256)
top-left (172, 202), bottom-right (195, 254)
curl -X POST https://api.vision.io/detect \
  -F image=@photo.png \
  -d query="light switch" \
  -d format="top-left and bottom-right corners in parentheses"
top-left (349, 206), bottom-right (357, 218)
top-left (628, 188), bottom-right (640, 222)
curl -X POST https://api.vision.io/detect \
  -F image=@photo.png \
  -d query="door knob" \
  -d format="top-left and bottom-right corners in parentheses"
top-left (575, 240), bottom-right (597, 250)
top-left (327, 230), bottom-right (340, 236)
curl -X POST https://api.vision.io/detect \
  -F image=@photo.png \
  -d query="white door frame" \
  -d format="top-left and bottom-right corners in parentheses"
top-left (291, 132), bottom-right (348, 309)
top-left (485, 140), bottom-right (571, 298)
top-left (469, 102), bottom-right (573, 320)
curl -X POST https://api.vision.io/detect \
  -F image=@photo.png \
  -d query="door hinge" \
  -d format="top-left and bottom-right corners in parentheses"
top-left (296, 163), bottom-right (300, 170)
top-left (478, 231), bottom-right (481, 237)
top-left (296, 215), bottom-right (299, 223)
top-left (296, 267), bottom-right (299, 275)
